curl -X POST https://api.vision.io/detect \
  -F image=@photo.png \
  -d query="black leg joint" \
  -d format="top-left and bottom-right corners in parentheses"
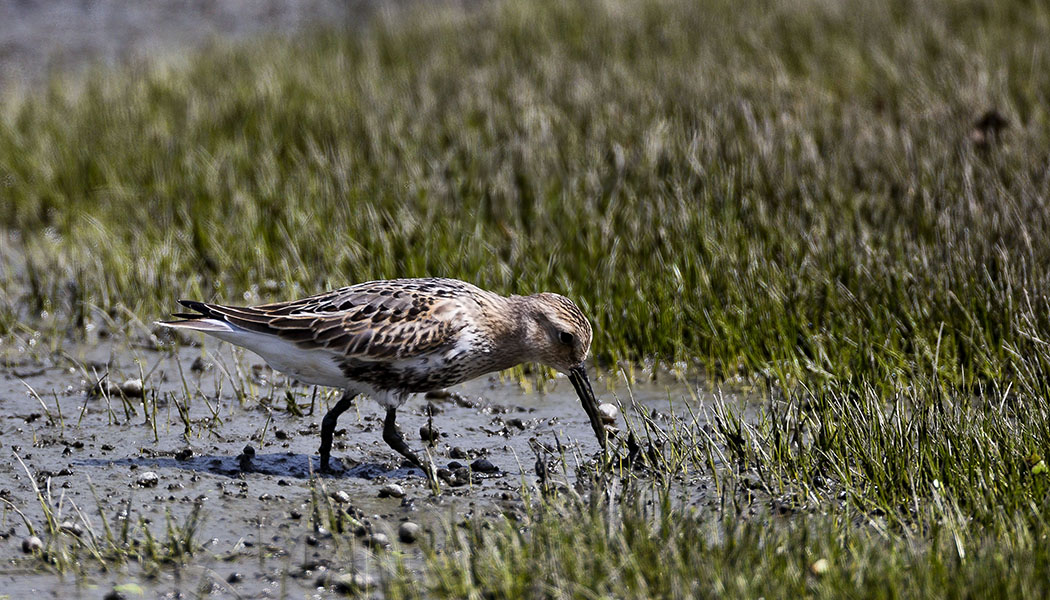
top-left (318, 391), bottom-right (356, 472)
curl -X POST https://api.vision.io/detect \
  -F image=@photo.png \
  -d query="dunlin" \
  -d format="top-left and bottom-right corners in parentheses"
top-left (158, 277), bottom-right (605, 473)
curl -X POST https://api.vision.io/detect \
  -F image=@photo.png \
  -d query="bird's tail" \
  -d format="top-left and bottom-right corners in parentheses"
top-left (155, 300), bottom-right (235, 332)
top-left (155, 318), bottom-right (234, 332)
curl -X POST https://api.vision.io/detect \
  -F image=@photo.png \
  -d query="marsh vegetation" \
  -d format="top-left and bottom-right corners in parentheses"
top-left (2, 0), bottom-right (1050, 597)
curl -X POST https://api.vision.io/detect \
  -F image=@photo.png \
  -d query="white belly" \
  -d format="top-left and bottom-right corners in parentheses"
top-left (210, 329), bottom-right (350, 388)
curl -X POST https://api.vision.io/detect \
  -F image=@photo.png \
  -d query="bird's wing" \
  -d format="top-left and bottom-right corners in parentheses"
top-left (173, 279), bottom-right (477, 360)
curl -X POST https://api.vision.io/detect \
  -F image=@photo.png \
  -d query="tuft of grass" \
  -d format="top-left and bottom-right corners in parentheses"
top-left (383, 488), bottom-right (1050, 600)
top-left (7, 454), bottom-right (204, 573)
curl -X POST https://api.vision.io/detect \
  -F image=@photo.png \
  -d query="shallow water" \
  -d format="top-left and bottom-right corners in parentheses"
top-left (0, 0), bottom-right (356, 88)
top-left (0, 332), bottom-right (747, 597)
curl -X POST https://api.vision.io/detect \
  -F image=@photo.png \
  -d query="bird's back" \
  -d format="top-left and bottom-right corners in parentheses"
top-left (160, 278), bottom-right (512, 393)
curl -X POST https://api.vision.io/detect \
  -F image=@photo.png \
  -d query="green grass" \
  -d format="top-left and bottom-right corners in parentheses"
top-left (371, 371), bottom-right (1050, 599)
top-left (4, 0), bottom-right (1050, 596)
top-left (385, 490), bottom-right (1050, 600)
top-left (5, 454), bottom-right (203, 574)
top-left (2, 0), bottom-right (1048, 384)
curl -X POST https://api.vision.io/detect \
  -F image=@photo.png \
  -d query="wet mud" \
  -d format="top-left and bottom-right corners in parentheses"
top-left (0, 331), bottom-right (737, 597)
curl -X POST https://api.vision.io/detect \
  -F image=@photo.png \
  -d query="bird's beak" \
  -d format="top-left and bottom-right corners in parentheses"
top-left (568, 364), bottom-right (606, 450)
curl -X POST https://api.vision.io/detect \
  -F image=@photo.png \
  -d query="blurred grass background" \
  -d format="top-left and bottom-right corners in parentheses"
top-left (2, 0), bottom-right (1049, 386)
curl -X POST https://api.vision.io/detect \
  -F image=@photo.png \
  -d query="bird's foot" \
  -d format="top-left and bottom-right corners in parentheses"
top-left (318, 455), bottom-right (346, 475)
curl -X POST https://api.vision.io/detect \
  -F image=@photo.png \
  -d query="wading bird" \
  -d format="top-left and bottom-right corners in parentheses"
top-left (158, 278), bottom-right (605, 474)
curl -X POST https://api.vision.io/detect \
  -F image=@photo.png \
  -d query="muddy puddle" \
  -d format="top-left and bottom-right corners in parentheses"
top-left (0, 330), bottom-right (751, 598)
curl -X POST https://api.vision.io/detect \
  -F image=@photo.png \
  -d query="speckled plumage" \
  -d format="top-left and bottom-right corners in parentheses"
top-left (158, 277), bottom-right (605, 474)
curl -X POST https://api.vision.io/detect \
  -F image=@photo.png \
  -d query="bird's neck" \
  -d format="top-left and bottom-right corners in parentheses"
top-left (479, 293), bottom-right (540, 367)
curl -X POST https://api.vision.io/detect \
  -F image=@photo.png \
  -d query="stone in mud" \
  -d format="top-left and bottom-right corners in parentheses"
top-left (448, 467), bottom-right (471, 487)
top-left (378, 483), bottom-right (405, 498)
top-left (59, 520), bottom-right (83, 536)
top-left (450, 447), bottom-right (468, 459)
top-left (470, 458), bottom-right (498, 473)
top-left (364, 532), bottom-right (389, 549)
top-left (398, 522), bottom-right (420, 543)
top-left (175, 448), bottom-right (194, 461)
top-left (135, 471), bottom-right (159, 488)
top-left (330, 572), bottom-right (377, 594)
top-left (21, 535), bottom-right (42, 553)
top-left (419, 424), bottom-right (439, 442)
top-left (598, 403), bottom-right (620, 425)
top-left (120, 378), bottom-right (144, 398)
top-left (331, 490), bottom-right (351, 503)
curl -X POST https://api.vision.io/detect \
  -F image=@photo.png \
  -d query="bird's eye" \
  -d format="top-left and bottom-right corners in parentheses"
top-left (558, 331), bottom-right (575, 345)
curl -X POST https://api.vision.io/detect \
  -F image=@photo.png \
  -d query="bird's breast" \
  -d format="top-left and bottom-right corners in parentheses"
top-left (338, 355), bottom-right (472, 392)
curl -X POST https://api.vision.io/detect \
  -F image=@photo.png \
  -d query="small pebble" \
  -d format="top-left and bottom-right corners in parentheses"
top-left (331, 572), bottom-right (377, 594)
top-left (398, 522), bottom-right (420, 543)
top-left (331, 490), bottom-right (351, 503)
top-left (470, 458), bottom-right (498, 474)
top-left (419, 424), bottom-right (439, 443)
top-left (450, 447), bottom-right (468, 459)
top-left (810, 558), bottom-right (830, 576)
top-left (21, 535), bottom-right (42, 553)
top-left (448, 467), bottom-right (471, 487)
top-left (378, 483), bottom-right (405, 498)
top-left (364, 533), bottom-right (389, 549)
top-left (598, 403), bottom-right (620, 425)
top-left (135, 471), bottom-right (159, 488)
top-left (119, 379), bottom-right (144, 398)
top-left (59, 520), bottom-right (83, 536)
top-left (226, 572), bottom-right (243, 584)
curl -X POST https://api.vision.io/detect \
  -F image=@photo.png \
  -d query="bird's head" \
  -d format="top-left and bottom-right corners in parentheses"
top-left (522, 292), bottom-right (605, 448)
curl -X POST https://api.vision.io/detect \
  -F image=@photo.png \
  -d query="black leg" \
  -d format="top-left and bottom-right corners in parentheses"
top-left (382, 407), bottom-right (425, 469)
top-left (319, 390), bottom-right (356, 473)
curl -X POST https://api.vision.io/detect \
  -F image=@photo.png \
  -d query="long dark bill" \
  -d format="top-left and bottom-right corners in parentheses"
top-left (569, 365), bottom-right (606, 450)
